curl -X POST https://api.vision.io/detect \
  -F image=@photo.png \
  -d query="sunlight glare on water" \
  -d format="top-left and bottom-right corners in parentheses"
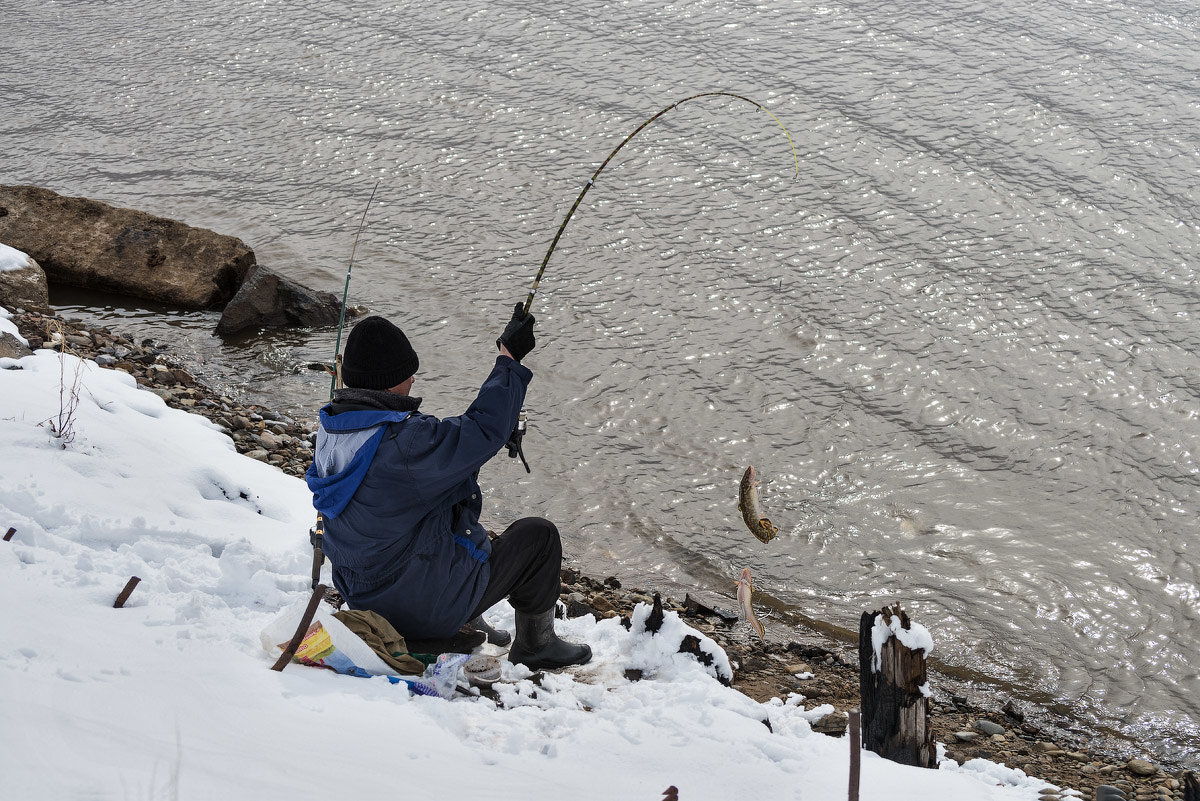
top-left (4, 0), bottom-right (1199, 764)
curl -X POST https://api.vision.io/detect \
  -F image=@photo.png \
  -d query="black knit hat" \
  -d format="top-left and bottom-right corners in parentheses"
top-left (341, 316), bottom-right (420, 390)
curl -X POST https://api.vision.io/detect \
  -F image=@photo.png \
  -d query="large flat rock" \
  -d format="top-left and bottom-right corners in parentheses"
top-left (0, 185), bottom-right (256, 309)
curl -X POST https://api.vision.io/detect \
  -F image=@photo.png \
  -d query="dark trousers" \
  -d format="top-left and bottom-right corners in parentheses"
top-left (468, 517), bottom-right (562, 618)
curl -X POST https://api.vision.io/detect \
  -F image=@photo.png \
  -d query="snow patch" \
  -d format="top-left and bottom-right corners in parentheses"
top-left (0, 242), bottom-right (33, 272)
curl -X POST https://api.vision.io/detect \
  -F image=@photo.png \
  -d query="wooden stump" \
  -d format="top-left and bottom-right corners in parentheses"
top-left (858, 605), bottom-right (936, 769)
top-left (1183, 770), bottom-right (1198, 801)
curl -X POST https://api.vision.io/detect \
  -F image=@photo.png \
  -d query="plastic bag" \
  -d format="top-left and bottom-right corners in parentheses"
top-left (260, 596), bottom-right (465, 698)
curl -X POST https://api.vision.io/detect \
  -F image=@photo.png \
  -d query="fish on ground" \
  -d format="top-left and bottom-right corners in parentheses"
top-left (736, 567), bottom-right (766, 642)
top-left (738, 465), bottom-right (779, 544)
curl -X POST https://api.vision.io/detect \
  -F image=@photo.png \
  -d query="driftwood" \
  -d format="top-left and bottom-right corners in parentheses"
top-left (3, 527), bottom-right (14, 542)
top-left (858, 605), bottom-right (935, 768)
top-left (270, 583), bottom-right (327, 672)
top-left (113, 576), bottom-right (141, 608)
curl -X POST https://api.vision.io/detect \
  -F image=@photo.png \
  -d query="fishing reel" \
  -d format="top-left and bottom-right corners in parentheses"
top-left (505, 412), bottom-right (531, 473)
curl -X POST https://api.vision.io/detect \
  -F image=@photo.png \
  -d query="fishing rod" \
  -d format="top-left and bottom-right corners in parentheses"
top-left (329, 179), bottom-right (381, 399)
top-left (504, 93), bottom-right (797, 474)
top-left (520, 91), bottom-right (798, 316)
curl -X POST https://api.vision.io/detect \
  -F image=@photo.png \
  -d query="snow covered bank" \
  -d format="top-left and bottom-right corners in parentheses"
top-left (0, 307), bottom-right (1053, 800)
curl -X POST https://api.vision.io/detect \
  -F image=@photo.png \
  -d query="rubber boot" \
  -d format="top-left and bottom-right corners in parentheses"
top-left (507, 609), bottom-right (592, 670)
top-left (469, 615), bottom-right (512, 647)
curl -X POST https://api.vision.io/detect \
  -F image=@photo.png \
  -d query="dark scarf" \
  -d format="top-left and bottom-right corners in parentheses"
top-left (329, 387), bottom-right (423, 414)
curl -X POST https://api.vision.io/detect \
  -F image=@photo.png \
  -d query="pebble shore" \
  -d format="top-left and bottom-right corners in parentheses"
top-left (6, 308), bottom-right (1196, 800)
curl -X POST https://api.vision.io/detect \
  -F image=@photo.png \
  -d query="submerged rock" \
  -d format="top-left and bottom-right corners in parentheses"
top-left (215, 264), bottom-right (345, 336)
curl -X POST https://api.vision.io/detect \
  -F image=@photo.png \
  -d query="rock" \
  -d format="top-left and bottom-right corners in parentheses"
top-left (1003, 698), bottom-right (1026, 722)
top-left (215, 264), bottom-right (344, 335)
top-left (974, 719), bottom-right (1006, 736)
top-left (683, 593), bottom-right (739, 624)
top-left (170, 368), bottom-right (196, 387)
top-left (0, 331), bottom-right (33, 360)
top-left (0, 185), bottom-right (255, 309)
top-left (563, 597), bottom-right (598, 619)
top-left (257, 430), bottom-right (284, 450)
top-left (954, 731), bottom-right (980, 742)
top-left (0, 248), bottom-right (51, 312)
top-left (590, 594), bottom-right (616, 614)
top-left (811, 710), bottom-right (848, 736)
top-left (1126, 758), bottom-right (1157, 776)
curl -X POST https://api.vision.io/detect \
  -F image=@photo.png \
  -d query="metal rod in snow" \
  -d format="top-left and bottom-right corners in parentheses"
top-left (113, 576), bottom-right (141, 608)
top-left (849, 708), bottom-right (861, 801)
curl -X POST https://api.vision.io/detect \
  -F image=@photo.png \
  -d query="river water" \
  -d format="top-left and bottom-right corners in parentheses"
top-left (5, 0), bottom-right (1198, 764)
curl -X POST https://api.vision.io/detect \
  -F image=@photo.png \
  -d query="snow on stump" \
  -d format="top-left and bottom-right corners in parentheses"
top-left (857, 604), bottom-right (936, 769)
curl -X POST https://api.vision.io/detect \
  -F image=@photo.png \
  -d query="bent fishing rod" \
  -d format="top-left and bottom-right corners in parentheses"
top-left (504, 92), bottom-right (797, 473)
top-left (326, 94), bottom-right (796, 464)
top-left (520, 91), bottom-right (798, 316)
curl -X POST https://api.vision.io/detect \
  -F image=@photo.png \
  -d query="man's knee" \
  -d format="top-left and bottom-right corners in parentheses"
top-left (507, 517), bottom-right (561, 558)
top-left (512, 516), bottom-right (556, 538)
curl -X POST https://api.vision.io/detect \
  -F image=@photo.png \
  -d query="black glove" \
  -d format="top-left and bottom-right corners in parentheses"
top-left (497, 302), bottom-right (536, 361)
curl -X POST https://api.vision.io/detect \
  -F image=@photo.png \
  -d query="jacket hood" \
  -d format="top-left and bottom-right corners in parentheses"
top-left (305, 405), bottom-right (410, 518)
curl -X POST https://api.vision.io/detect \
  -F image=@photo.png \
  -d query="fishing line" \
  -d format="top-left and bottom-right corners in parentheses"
top-left (521, 91), bottom-right (798, 316)
top-left (329, 179), bottom-right (381, 399)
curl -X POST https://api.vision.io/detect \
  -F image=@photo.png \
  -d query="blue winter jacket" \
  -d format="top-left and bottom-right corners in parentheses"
top-left (305, 356), bottom-right (532, 638)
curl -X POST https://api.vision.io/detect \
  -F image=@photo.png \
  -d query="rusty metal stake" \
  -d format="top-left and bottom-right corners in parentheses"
top-left (271, 584), bottom-right (327, 672)
top-left (3, 527), bottom-right (15, 542)
top-left (849, 708), bottom-right (861, 801)
top-left (113, 576), bottom-right (141, 608)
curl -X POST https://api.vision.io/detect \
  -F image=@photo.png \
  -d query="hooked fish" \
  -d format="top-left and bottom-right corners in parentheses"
top-left (736, 567), bottom-right (766, 642)
top-left (738, 465), bottom-right (779, 544)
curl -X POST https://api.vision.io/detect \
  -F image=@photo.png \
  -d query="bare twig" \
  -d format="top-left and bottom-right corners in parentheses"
top-left (39, 321), bottom-right (85, 448)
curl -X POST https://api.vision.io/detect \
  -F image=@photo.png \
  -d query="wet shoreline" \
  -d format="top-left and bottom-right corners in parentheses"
top-left (7, 307), bottom-right (1197, 796)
